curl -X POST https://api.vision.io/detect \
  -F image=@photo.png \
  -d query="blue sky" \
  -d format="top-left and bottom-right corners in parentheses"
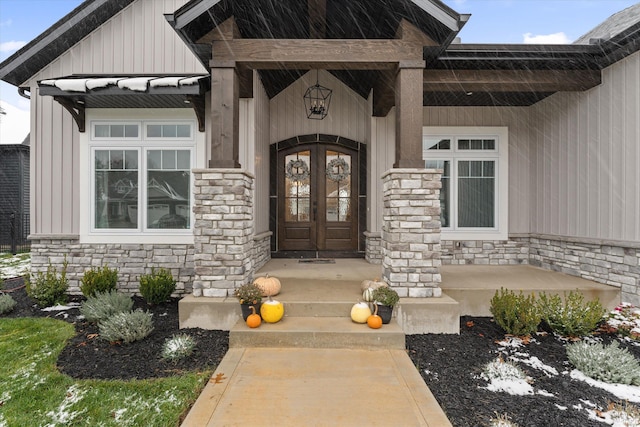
top-left (0, 0), bottom-right (638, 140)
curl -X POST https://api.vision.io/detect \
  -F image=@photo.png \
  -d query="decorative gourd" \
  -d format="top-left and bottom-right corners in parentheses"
top-left (367, 304), bottom-right (382, 329)
top-left (246, 306), bottom-right (261, 328)
top-left (360, 278), bottom-right (388, 292)
top-left (260, 296), bottom-right (284, 323)
top-left (350, 302), bottom-right (372, 324)
top-left (253, 274), bottom-right (281, 297)
top-left (362, 287), bottom-right (375, 302)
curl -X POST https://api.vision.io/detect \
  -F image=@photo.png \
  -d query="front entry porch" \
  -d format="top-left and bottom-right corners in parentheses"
top-left (178, 259), bottom-right (621, 335)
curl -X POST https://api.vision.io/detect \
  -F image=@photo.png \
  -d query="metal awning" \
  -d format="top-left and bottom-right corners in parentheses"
top-left (38, 74), bottom-right (210, 132)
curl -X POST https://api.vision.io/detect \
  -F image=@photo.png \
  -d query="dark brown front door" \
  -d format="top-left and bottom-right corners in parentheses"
top-left (278, 144), bottom-right (358, 254)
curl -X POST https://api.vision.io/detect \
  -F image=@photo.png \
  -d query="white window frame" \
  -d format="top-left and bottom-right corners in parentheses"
top-left (423, 126), bottom-right (508, 241)
top-left (80, 110), bottom-right (205, 244)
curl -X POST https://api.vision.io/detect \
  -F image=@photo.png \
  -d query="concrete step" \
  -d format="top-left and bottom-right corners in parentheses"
top-left (229, 316), bottom-right (405, 350)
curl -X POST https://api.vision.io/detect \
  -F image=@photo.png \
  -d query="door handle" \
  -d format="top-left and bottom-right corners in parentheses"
top-left (312, 201), bottom-right (317, 222)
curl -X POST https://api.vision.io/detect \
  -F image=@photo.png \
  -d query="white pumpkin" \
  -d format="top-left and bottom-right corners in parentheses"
top-left (360, 278), bottom-right (388, 292)
top-left (350, 302), bottom-right (372, 324)
top-left (362, 287), bottom-right (375, 302)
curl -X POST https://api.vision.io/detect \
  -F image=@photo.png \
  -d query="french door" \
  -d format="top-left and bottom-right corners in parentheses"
top-left (277, 144), bottom-right (358, 254)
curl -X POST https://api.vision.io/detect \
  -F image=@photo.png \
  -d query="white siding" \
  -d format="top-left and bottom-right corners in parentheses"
top-left (27, 0), bottom-right (205, 235)
top-left (369, 110), bottom-right (395, 232)
top-left (253, 73), bottom-right (271, 234)
top-left (530, 51), bottom-right (640, 241)
top-left (269, 70), bottom-right (369, 144)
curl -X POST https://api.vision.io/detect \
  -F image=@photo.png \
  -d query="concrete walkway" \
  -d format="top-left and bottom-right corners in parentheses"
top-left (181, 347), bottom-right (451, 427)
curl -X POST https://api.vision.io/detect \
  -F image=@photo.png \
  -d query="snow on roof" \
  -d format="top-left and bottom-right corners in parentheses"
top-left (38, 75), bottom-right (208, 93)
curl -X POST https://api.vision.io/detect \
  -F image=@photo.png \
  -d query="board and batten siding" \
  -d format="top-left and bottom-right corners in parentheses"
top-left (269, 70), bottom-right (370, 144)
top-left (26, 0), bottom-right (206, 236)
top-left (253, 74), bottom-right (271, 234)
top-left (530, 50), bottom-right (640, 242)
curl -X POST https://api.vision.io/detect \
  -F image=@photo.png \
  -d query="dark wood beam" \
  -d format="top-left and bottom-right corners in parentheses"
top-left (186, 95), bottom-right (206, 132)
top-left (197, 17), bottom-right (241, 45)
top-left (395, 19), bottom-right (438, 46)
top-left (395, 63), bottom-right (425, 169)
top-left (212, 39), bottom-right (423, 69)
top-left (209, 62), bottom-right (240, 168)
top-left (423, 69), bottom-right (602, 92)
top-left (308, 0), bottom-right (326, 39)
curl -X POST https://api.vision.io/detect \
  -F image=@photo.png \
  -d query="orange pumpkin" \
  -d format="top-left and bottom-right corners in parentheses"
top-left (253, 274), bottom-right (281, 297)
top-left (367, 305), bottom-right (383, 329)
top-left (246, 306), bottom-right (261, 328)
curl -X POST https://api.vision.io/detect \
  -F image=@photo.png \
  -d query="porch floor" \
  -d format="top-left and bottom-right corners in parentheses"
top-left (256, 259), bottom-right (621, 316)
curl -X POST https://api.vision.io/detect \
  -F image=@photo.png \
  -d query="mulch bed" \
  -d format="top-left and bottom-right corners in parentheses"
top-left (1, 277), bottom-right (228, 380)
top-left (3, 276), bottom-right (640, 426)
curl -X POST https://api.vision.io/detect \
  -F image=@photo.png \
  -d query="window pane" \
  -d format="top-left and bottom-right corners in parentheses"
top-left (177, 125), bottom-right (191, 138)
top-left (424, 137), bottom-right (451, 150)
top-left (147, 125), bottom-right (162, 138)
top-left (94, 150), bottom-right (138, 229)
top-left (177, 150), bottom-right (190, 170)
top-left (284, 151), bottom-right (311, 223)
top-left (458, 160), bottom-right (495, 228)
top-left (162, 125), bottom-right (177, 138)
top-left (162, 150), bottom-right (176, 170)
top-left (110, 151), bottom-right (124, 169)
top-left (111, 125), bottom-right (124, 138)
top-left (147, 150), bottom-right (161, 169)
top-left (95, 125), bottom-right (109, 138)
top-left (125, 151), bottom-right (138, 170)
top-left (147, 168), bottom-right (190, 229)
top-left (124, 125), bottom-right (138, 138)
top-left (95, 150), bottom-right (109, 169)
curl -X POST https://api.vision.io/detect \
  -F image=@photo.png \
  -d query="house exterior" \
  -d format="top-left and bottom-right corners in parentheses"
top-left (0, 0), bottom-right (639, 310)
top-left (0, 142), bottom-right (30, 253)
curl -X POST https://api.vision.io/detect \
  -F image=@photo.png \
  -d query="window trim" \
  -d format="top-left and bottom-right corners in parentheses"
top-left (423, 127), bottom-right (508, 241)
top-left (79, 112), bottom-right (203, 244)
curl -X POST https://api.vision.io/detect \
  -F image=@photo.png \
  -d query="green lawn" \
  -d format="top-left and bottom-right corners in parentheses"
top-left (0, 318), bottom-right (211, 427)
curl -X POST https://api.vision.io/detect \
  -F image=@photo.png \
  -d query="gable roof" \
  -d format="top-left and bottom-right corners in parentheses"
top-left (0, 0), bottom-right (135, 87)
top-left (575, 3), bottom-right (640, 44)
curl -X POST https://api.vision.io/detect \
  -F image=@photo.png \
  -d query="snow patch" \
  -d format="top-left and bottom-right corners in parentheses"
top-left (179, 76), bottom-right (205, 86)
top-left (118, 77), bottom-right (153, 92)
top-left (555, 404), bottom-right (568, 410)
top-left (511, 355), bottom-right (559, 377)
top-left (41, 302), bottom-right (80, 312)
top-left (86, 77), bottom-right (123, 90)
top-left (485, 378), bottom-right (534, 396)
top-left (53, 79), bottom-right (89, 93)
top-left (537, 389), bottom-right (555, 397)
top-left (570, 370), bottom-right (640, 403)
top-left (44, 385), bottom-right (87, 427)
top-left (149, 77), bottom-right (181, 87)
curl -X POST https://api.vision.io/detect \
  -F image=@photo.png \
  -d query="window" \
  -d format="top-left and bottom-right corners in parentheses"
top-left (423, 127), bottom-right (508, 240)
top-left (90, 122), bottom-right (194, 233)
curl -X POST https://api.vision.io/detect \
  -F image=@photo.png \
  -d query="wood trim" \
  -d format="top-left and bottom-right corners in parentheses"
top-left (209, 66), bottom-right (240, 168)
top-left (308, 0), bottom-right (326, 39)
top-left (395, 19), bottom-right (437, 47)
top-left (212, 39), bottom-right (424, 69)
top-left (394, 67), bottom-right (424, 168)
top-left (423, 69), bottom-right (602, 92)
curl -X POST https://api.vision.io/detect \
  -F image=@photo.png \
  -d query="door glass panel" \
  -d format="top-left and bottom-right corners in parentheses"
top-left (325, 151), bottom-right (351, 222)
top-left (284, 151), bottom-right (311, 222)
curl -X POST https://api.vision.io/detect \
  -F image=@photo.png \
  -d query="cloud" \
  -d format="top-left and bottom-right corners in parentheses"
top-left (523, 32), bottom-right (572, 44)
top-left (0, 40), bottom-right (27, 53)
top-left (0, 19), bottom-right (13, 27)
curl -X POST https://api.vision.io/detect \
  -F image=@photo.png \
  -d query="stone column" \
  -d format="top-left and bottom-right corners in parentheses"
top-left (381, 169), bottom-right (442, 297)
top-left (192, 169), bottom-right (254, 297)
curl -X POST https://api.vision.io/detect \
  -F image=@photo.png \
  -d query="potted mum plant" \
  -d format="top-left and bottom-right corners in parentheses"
top-left (372, 286), bottom-right (399, 324)
top-left (234, 283), bottom-right (263, 321)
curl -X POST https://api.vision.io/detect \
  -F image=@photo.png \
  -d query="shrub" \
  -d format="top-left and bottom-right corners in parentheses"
top-left (139, 268), bottom-right (176, 305)
top-left (372, 286), bottom-right (400, 307)
top-left (80, 266), bottom-right (118, 297)
top-left (162, 334), bottom-right (196, 361)
top-left (0, 293), bottom-right (17, 314)
top-left (25, 259), bottom-right (68, 308)
top-left (490, 288), bottom-right (540, 336)
top-left (567, 340), bottom-right (640, 385)
top-left (604, 303), bottom-right (640, 340)
top-left (80, 290), bottom-right (133, 323)
top-left (99, 309), bottom-right (154, 344)
top-left (538, 291), bottom-right (605, 337)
